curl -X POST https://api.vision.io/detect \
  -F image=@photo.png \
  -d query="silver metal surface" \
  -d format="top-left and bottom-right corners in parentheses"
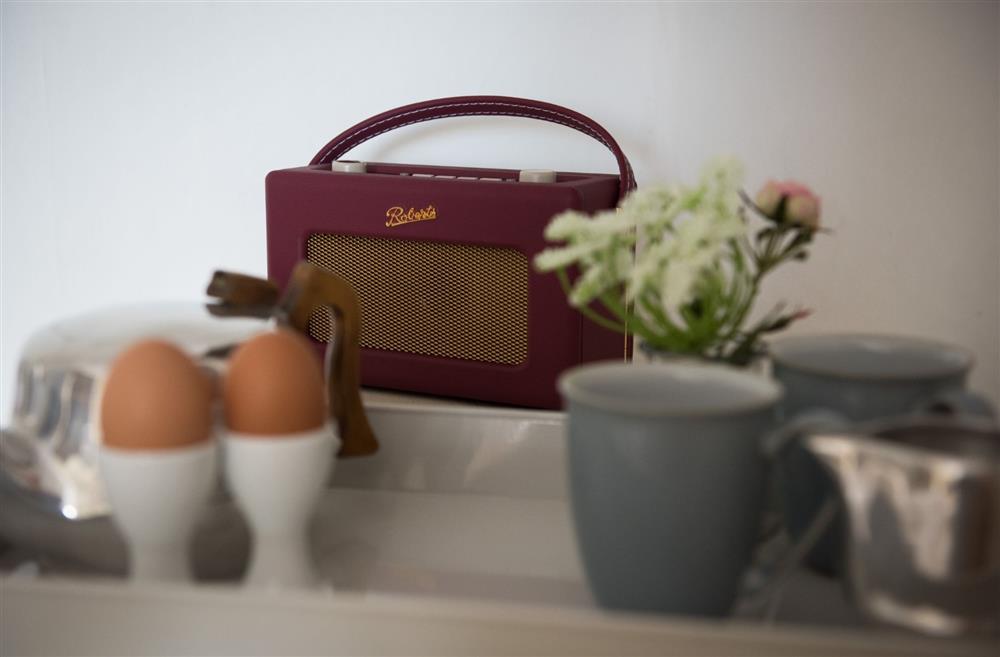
top-left (807, 417), bottom-right (1000, 636)
top-left (0, 303), bottom-right (268, 520)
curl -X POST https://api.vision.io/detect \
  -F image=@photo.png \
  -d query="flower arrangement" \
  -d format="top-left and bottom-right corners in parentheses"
top-left (533, 158), bottom-right (822, 366)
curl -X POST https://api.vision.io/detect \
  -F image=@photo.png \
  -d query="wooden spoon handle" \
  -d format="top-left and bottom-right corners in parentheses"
top-left (205, 271), bottom-right (280, 314)
top-left (279, 262), bottom-right (378, 457)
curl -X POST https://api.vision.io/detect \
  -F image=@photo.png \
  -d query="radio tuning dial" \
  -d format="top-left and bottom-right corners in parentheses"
top-left (518, 169), bottom-right (557, 183)
top-left (331, 160), bottom-right (367, 173)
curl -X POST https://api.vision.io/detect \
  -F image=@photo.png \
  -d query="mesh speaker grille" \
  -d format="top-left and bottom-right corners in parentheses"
top-left (306, 234), bottom-right (529, 365)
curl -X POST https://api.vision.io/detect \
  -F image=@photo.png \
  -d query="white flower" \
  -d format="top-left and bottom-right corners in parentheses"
top-left (534, 156), bottom-right (747, 321)
top-left (673, 208), bottom-right (742, 254)
top-left (569, 265), bottom-right (610, 306)
top-left (618, 186), bottom-right (676, 226)
top-left (661, 259), bottom-right (697, 309)
top-left (627, 238), bottom-right (671, 300)
top-left (542, 210), bottom-right (592, 241)
top-left (534, 242), bottom-right (599, 272)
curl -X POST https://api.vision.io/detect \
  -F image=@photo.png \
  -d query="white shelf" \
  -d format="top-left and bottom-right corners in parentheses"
top-left (2, 390), bottom-right (995, 655)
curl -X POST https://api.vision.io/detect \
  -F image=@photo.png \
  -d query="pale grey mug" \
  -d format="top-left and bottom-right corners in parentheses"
top-left (558, 361), bottom-right (784, 616)
top-left (769, 333), bottom-right (995, 574)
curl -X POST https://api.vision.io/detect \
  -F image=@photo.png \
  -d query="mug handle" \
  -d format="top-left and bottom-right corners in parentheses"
top-left (741, 410), bottom-right (852, 616)
top-left (919, 389), bottom-right (996, 419)
top-left (761, 409), bottom-right (851, 460)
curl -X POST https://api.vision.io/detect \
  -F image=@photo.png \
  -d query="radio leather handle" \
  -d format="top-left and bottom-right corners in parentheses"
top-left (311, 95), bottom-right (637, 203)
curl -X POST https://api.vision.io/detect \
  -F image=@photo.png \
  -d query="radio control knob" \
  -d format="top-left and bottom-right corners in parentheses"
top-left (331, 160), bottom-right (367, 173)
top-left (518, 169), bottom-right (557, 183)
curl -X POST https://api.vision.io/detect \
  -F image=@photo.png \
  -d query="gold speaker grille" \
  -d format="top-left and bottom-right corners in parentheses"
top-left (306, 234), bottom-right (529, 365)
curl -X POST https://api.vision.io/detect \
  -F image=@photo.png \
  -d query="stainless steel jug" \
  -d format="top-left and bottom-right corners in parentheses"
top-left (807, 417), bottom-right (1000, 636)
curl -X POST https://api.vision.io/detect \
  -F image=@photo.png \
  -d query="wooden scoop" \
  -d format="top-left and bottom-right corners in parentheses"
top-left (207, 263), bottom-right (378, 457)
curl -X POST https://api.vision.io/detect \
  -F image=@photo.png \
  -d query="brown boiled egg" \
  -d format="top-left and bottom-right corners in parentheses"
top-left (101, 339), bottom-right (213, 449)
top-left (223, 329), bottom-right (327, 436)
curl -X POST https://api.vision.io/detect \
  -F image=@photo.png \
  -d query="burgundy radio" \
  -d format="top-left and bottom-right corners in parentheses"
top-left (266, 96), bottom-right (635, 409)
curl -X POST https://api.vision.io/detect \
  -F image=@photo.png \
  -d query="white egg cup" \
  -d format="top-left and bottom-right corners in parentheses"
top-left (224, 424), bottom-right (338, 590)
top-left (99, 440), bottom-right (217, 582)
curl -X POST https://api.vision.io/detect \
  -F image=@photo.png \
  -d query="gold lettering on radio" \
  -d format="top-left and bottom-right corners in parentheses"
top-left (385, 204), bottom-right (438, 228)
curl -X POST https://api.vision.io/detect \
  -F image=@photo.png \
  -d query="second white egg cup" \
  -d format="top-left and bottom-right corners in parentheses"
top-left (224, 424), bottom-right (339, 590)
top-left (99, 441), bottom-right (217, 583)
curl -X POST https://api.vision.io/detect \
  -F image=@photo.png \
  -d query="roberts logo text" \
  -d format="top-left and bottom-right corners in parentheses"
top-left (386, 205), bottom-right (437, 228)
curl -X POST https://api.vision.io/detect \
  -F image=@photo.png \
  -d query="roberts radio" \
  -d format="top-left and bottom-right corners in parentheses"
top-left (266, 96), bottom-right (635, 408)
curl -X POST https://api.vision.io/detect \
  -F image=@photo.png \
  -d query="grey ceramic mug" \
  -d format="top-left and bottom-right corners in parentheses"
top-left (769, 333), bottom-right (994, 574)
top-left (558, 361), bottom-right (783, 616)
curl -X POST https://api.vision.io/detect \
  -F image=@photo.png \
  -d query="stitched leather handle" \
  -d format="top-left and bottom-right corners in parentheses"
top-left (310, 96), bottom-right (636, 203)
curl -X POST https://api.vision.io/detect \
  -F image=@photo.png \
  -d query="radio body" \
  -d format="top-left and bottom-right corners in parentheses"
top-left (266, 96), bottom-right (634, 409)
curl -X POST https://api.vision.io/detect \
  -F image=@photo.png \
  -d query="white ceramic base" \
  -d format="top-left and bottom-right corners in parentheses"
top-left (99, 441), bottom-right (217, 582)
top-left (224, 425), bottom-right (338, 590)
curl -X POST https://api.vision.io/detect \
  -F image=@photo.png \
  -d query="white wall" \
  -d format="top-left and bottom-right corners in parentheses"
top-left (2, 1), bottom-right (998, 420)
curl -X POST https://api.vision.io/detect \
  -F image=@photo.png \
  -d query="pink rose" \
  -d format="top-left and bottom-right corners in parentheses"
top-left (755, 181), bottom-right (783, 216)
top-left (754, 180), bottom-right (821, 229)
top-left (785, 193), bottom-right (821, 229)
